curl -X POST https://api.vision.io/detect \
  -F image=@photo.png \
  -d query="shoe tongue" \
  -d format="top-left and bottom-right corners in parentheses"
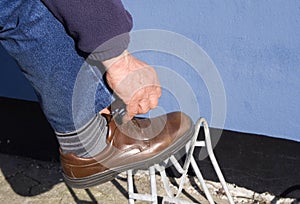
top-left (104, 113), bottom-right (137, 144)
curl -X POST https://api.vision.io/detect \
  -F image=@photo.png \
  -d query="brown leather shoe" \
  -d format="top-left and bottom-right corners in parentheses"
top-left (61, 112), bottom-right (194, 188)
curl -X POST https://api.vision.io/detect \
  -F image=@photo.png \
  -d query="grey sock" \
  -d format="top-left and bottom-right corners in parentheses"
top-left (56, 114), bottom-right (107, 158)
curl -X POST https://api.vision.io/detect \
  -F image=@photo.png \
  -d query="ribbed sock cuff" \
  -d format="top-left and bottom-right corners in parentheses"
top-left (56, 114), bottom-right (107, 158)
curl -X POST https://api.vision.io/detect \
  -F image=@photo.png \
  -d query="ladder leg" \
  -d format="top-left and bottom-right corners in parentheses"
top-left (190, 156), bottom-right (215, 204)
top-left (127, 169), bottom-right (135, 204)
top-left (200, 118), bottom-right (234, 204)
top-left (149, 166), bottom-right (158, 204)
top-left (127, 167), bottom-right (158, 203)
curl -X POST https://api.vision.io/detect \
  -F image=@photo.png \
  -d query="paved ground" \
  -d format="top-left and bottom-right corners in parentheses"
top-left (1, 97), bottom-right (300, 202)
top-left (0, 153), bottom-right (297, 204)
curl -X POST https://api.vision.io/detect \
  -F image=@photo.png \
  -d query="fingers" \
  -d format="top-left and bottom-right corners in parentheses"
top-left (99, 107), bottom-right (110, 115)
top-left (126, 85), bottom-right (161, 117)
top-left (127, 99), bottom-right (150, 118)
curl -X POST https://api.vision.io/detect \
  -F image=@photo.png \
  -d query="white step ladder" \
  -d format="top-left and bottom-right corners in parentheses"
top-left (127, 118), bottom-right (234, 204)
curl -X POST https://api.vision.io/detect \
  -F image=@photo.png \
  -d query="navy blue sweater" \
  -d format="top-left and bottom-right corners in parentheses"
top-left (41, 0), bottom-right (133, 61)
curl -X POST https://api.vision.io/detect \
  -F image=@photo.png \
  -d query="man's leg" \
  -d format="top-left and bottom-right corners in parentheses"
top-left (0, 0), bottom-right (195, 189)
top-left (0, 0), bottom-right (112, 157)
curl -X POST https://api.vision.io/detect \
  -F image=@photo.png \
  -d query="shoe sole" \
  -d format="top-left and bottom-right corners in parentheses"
top-left (63, 124), bottom-right (195, 189)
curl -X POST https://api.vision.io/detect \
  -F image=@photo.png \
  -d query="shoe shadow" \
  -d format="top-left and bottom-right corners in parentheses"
top-left (66, 186), bottom-right (99, 204)
top-left (0, 153), bottom-right (62, 196)
top-left (0, 97), bottom-right (61, 196)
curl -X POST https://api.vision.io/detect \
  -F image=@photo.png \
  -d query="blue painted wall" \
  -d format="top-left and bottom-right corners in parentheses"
top-left (0, 0), bottom-right (299, 141)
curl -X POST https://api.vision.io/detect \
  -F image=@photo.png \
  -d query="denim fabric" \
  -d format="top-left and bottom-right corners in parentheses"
top-left (0, 0), bottom-right (112, 133)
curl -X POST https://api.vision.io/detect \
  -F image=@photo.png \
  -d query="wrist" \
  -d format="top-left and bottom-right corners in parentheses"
top-left (102, 50), bottom-right (129, 70)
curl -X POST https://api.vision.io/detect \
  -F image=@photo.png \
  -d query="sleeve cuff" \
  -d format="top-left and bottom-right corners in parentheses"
top-left (87, 32), bottom-right (130, 62)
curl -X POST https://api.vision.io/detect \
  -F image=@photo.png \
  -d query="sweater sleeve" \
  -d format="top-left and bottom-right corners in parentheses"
top-left (41, 0), bottom-right (133, 61)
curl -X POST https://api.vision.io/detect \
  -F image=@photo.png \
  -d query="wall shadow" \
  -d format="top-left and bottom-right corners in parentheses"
top-left (0, 97), bottom-right (299, 199)
top-left (0, 97), bottom-right (60, 196)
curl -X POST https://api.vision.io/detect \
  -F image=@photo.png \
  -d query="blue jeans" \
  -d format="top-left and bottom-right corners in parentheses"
top-left (0, 0), bottom-right (112, 133)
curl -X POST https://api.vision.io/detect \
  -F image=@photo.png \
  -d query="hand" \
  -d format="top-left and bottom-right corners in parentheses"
top-left (103, 50), bottom-right (162, 119)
